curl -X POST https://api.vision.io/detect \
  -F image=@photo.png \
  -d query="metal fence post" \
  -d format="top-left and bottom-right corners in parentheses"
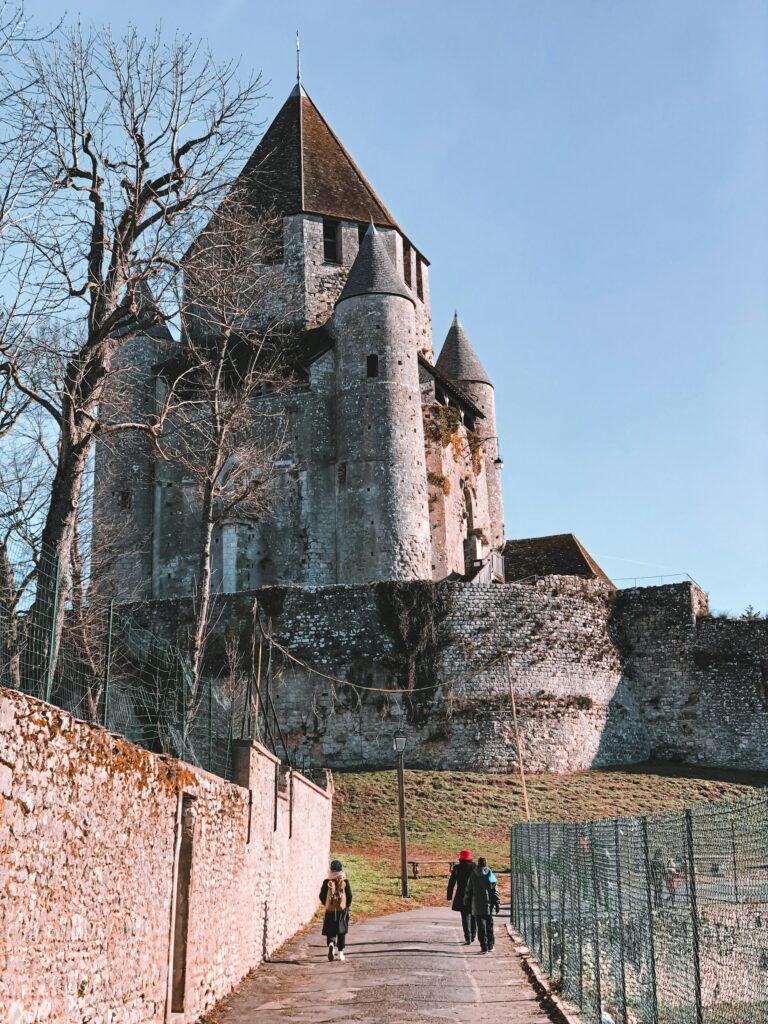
top-left (44, 555), bottom-right (61, 703)
top-left (641, 816), bottom-right (660, 1024)
top-left (546, 821), bottom-right (553, 973)
top-left (207, 674), bottom-right (213, 772)
top-left (575, 824), bottom-right (585, 1011)
top-left (102, 598), bottom-right (114, 728)
top-left (536, 827), bottom-right (544, 961)
top-left (729, 812), bottom-right (739, 905)
top-left (589, 821), bottom-right (603, 1024)
top-left (518, 828), bottom-right (528, 941)
top-left (684, 809), bottom-right (704, 1024)
top-left (526, 825), bottom-right (536, 956)
top-left (510, 827), bottom-right (515, 928)
top-left (614, 820), bottom-right (628, 1024)
top-left (180, 662), bottom-right (187, 757)
top-left (559, 824), bottom-right (567, 989)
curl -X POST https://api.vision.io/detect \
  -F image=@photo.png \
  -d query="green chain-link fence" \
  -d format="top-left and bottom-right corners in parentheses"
top-left (511, 793), bottom-right (768, 1024)
top-left (0, 538), bottom-right (282, 780)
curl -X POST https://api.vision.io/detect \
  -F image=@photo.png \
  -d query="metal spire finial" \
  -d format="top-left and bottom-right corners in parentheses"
top-left (296, 31), bottom-right (301, 84)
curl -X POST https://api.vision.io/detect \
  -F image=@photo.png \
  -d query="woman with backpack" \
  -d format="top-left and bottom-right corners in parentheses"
top-left (319, 859), bottom-right (353, 961)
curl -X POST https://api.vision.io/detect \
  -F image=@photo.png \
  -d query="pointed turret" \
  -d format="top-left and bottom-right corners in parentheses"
top-left (436, 315), bottom-right (505, 549)
top-left (337, 225), bottom-right (414, 305)
top-left (435, 313), bottom-right (491, 386)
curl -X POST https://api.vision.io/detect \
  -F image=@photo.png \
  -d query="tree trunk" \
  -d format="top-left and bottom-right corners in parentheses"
top-left (189, 475), bottom-right (217, 714)
top-left (0, 543), bottom-right (21, 689)
top-left (31, 425), bottom-right (91, 692)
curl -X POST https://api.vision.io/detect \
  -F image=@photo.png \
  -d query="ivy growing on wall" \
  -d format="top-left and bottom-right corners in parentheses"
top-left (375, 580), bottom-right (451, 723)
top-left (467, 430), bottom-right (484, 476)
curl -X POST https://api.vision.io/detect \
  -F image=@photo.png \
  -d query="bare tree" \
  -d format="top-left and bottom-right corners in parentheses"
top-left (0, 24), bottom-right (265, 652)
top-left (156, 199), bottom-right (295, 713)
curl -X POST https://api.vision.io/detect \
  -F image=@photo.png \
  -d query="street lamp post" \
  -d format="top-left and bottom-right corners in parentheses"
top-left (393, 729), bottom-right (409, 898)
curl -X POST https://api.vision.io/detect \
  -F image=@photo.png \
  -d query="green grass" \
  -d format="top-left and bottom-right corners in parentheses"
top-left (331, 763), bottom-right (768, 919)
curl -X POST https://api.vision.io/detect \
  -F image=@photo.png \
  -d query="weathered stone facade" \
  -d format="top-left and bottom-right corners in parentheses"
top-left (93, 86), bottom-right (504, 601)
top-left (0, 687), bottom-right (332, 1024)
top-left (133, 578), bottom-right (768, 776)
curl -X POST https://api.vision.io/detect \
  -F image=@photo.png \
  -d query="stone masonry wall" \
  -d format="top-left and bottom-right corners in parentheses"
top-left (0, 687), bottom-right (332, 1024)
top-left (614, 583), bottom-right (768, 771)
top-left (137, 578), bottom-right (768, 776)
top-left (139, 578), bottom-right (647, 774)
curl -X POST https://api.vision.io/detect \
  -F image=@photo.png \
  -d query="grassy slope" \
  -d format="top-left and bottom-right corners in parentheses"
top-left (331, 764), bottom-right (768, 918)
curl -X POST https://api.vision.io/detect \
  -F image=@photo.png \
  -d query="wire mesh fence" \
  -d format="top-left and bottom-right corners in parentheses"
top-left (511, 793), bottom-right (768, 1024)
top-left (0, 538), bottom-right (284, 781)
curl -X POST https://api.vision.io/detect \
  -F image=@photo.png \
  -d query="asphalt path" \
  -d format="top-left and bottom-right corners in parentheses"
top-left (211, 907), bottom-right (558, 1024)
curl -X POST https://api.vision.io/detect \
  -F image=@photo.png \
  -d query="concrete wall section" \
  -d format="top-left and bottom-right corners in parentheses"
top-left (0, 688), bottom-right (332, 1024)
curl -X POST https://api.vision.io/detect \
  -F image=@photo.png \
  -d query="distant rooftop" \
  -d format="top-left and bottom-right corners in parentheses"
top-left (503, 534), bottom-right (614, 586)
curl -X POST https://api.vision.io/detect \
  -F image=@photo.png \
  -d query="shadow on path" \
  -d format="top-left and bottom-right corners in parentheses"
top-left (210, 907), bottom-right (560, 1024)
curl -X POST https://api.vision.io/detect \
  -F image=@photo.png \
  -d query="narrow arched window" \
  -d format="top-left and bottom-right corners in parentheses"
top-left (367, 354), bottom-right (379, 378)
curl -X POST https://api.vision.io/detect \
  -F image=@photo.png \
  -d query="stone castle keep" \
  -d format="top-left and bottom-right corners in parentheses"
top-left (93, 83), bottom-right (768, 775)
top-left (95, 83), bottom-right (504, 599)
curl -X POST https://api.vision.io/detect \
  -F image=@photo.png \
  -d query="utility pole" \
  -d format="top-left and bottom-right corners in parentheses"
top-left (393, 729), bottom-right (409, 897)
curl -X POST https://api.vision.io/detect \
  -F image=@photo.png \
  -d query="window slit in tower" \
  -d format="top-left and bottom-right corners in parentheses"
top-left (403, 240), bottom-right (412, 287)
top-left (323, 218), bottom-right (341, 263)
top-left (416, 259), bottom-right (424, 300)
top-left (367, 354), bottom-right (379, 378)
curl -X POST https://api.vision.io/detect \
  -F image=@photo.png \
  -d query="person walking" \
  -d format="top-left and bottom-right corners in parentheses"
top-left (319, 859), bottom-right (352, 962)
top-left (650, 849), bottom-right (665, 909)
top-left (463, 856), bottom-right (501, 953)
top-left (665, 858), bottom-right (680, 907)
top-left (447, 849), bottom-right (477, 944)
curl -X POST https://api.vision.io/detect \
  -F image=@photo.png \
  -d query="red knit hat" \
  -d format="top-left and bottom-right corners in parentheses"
top-left (459, 849), bottom-right (473, 861)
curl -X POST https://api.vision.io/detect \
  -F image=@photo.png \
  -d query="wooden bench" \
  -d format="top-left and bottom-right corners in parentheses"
top-left (409, 859), bottom-right (456, 879)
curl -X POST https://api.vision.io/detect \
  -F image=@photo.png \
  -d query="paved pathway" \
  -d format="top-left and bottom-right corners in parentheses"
top-left (212, 907), bottom-right (557, 1024)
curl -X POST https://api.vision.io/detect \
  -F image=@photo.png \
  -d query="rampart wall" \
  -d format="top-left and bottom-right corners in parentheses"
top-left (0, 687), bottom-right (333, 1024)
top-left (138, 578), bottom-right (768, 776)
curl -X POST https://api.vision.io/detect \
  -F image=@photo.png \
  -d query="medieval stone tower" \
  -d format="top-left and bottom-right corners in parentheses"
top-left (334, 227), bottom-right (432, 582)
top-left (93, 83), bottom-right (506, 598)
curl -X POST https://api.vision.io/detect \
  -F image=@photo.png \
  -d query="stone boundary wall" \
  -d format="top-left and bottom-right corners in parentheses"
top-left (137, 577), bottom-right (768, 775)
top-left (615, 584), bottom-right (768, 771)
top-left (138, 578), bottom-right (643, 773)
top-left (0, 687), bottom-right (333, 1024)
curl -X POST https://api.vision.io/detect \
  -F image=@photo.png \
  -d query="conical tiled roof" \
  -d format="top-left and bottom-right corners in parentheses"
top-left (337, 225), bottom-right (414, 305)
top-left (435, 314), bottom-right (491, 385)
top-left (237, 85), bottom-right (424, 256)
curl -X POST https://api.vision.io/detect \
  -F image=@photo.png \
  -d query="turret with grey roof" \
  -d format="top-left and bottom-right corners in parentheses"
top-left (336, 225), bottom-right (414, 306)
top-left (435, 312), bottom-right (492, 386)
top-left (332, 224), bottom-right (431, 582)
top-left (436, 314), bottom-right (504, 548)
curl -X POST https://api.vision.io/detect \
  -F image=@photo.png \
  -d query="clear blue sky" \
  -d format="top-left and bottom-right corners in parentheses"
top-left (29, 0), bottom-right (768, 612)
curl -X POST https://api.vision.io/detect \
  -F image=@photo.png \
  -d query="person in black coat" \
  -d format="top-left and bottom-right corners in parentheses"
top-left (319, 859), bottom-right (353, 962)
top-left (447, 849), bottom-right (477, 944)
top-left (463, 857), bottom-right (501, 953)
